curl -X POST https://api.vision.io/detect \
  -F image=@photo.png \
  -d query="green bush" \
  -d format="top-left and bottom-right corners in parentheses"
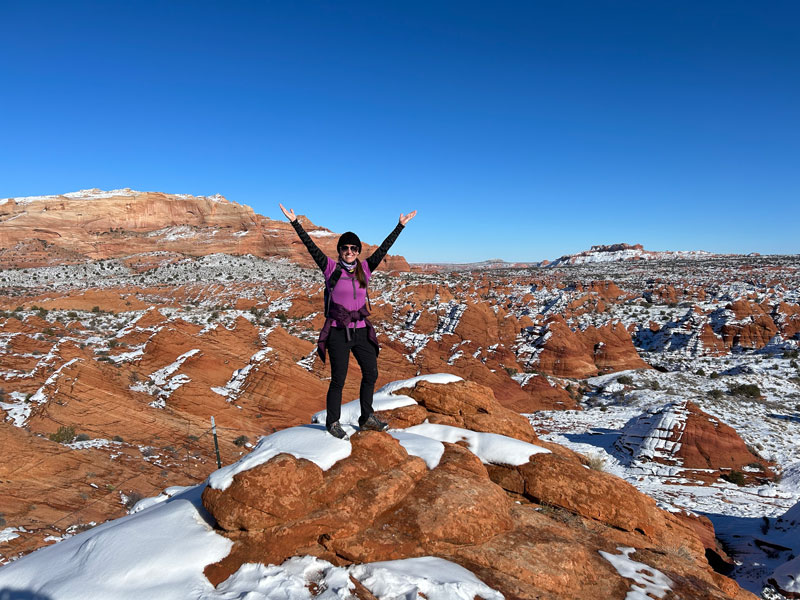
top-left (92, 306), bottom-right (100, 313)
top-left (721, 471), bottom-right (746, 486)
top-left (709, 372), bottom-right (720, 379)
top-left (728, 383), bottom-right (762, 398)
top-left (708, 389), bottom-right (724, 400)
top-left (50, 425), bottom-right (76, 443)
top-left (617, 375), bottom-right (634, 385)
top-left (75, 433), bottom-right (90, 442)
top-left (233, 435), bottom-right (249, 447)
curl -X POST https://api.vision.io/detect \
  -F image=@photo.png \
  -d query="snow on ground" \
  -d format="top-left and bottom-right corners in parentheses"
top-left (311, 373), bottom-right (463, 425)
top-left (527, 362), bottom-right (800, 597)
top-left (207, 425), bottom-right (352, 490)
top-left (211, 556), bottom-right (502, 600)
top-left (0, 358), bottom-right (81, 427)
top-left (402, 423), bottom-right (549, 467)
top-left (211, 348), bottom-right (271, 401)
top-left (0, 380), bottom-right (508, 600)
top-left (213, 378), bottom-right (545, 485)
top-left (130, 349), bottom-right (201, 408)
top-left (0, 486), bottom-right (232, 600)
top-left (599, 547), bottom-right (673, 600)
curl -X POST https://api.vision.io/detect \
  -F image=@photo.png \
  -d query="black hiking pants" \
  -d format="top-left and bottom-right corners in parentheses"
top-left (325, 326), bottom-right (378, 428)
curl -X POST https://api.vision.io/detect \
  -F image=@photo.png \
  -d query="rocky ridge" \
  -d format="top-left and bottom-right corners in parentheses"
top-left (200, 376), bottom-right (753, 599)
top-left (0, 188), bottom-right (409, 271)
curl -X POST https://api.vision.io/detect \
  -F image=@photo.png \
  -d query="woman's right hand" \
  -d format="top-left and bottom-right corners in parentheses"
top-left (279, 203), bottom-right (297, 222)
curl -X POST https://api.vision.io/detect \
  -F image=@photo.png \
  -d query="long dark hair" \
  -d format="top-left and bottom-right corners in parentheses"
top-left (354, 260), bottom-right (367, 288)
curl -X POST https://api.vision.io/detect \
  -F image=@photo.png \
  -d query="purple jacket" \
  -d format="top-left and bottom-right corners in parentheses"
top-left (290, 219), bottom-right (405, 361)
top-left (324, 258), bottom-right (371, 329)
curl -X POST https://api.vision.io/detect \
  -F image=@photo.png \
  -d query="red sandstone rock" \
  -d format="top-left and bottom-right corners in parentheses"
top-left (0, 190), bottom-right (409, 271)
top-left (201, 428), bottom-right (753, 599)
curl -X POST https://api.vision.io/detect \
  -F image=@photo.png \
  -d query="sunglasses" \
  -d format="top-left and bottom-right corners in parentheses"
top-left (340, 245), bottom-right (360, 253)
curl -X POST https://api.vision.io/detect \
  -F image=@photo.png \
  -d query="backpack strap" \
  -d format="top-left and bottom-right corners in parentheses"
top-left (325, 264), bottom-right (343, 317)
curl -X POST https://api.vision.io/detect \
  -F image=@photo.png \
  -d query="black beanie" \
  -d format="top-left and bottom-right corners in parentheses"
top-left (337, 231), bottom-right (362, 252)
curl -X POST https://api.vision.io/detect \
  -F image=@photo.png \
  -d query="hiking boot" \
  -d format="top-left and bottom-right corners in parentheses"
top-left (359, 414), bottom-right (388, 432)
top-left (326, 421), bottom-right (349, 440)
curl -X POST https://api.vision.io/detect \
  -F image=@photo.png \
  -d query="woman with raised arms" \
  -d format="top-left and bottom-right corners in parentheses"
top-left (279, 204), bottom-right (417, 439)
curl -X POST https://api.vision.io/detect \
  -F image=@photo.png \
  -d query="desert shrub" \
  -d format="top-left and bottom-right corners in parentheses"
top-left (42, 328), bottom-right (55, 336)
top-left (92, 306), bottom-right (100, 313)
top-left (783, 349), bottom-right (799, 359)
top-left (728, 383), bottom-right (762, 398)
top-left (112, 435), bottom-right (124, 442)
top-left (695, 368), bottom-right (705, 376)
top-left (721, 471), bottom-right (746, 486)
top-left (50, 425), bottom-right (76, 443)
top-left (585, 454), bottom-right (606, 471)
top-left (617, 375), bottom-right (634, 385)
top-left (709, 371), bottom-right (720, 379)
top-left (708, 389), bottom-right (724, 400)
top-left (233, 435), bottom-right (249, 447)
top-left (0, 513), bottom-right (6, 527)
top-left (67, 311), bottom-right (78, 319)
top-left (124, 491), bottom-right (145, 510)
top-left (504, 366), bottom-right (518, 376)
top-left (276, 312), bottom-right (288, 323)
top-left (75, 433), bottom-right (90, 442)
top-left (648, 380), bottom-right (661, 390)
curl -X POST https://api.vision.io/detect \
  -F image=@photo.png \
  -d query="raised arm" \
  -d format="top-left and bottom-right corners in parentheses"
top-left (279, 203), bottom-right (328, 272)
top-left (366, 210), bottom-right (416, 273)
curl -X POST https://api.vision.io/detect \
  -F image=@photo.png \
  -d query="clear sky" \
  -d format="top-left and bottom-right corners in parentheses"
top-left (1, 1), bottom-right (798, 262)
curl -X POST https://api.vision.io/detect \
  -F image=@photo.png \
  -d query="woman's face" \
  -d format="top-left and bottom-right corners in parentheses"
top-left (339, 244), bottom-right (360, 262)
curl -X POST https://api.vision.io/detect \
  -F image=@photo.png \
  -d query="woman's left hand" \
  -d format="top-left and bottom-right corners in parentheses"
top-left (399, 210), bottom-right (417, 226)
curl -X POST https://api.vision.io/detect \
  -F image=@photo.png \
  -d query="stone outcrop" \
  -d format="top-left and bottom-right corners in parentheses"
top-left (201, 379), bottom-right (754, 599)
top-left (0, 189), bottom-right (409, 271)
top-left (614, 400), bottom-right (775, 483)
top-left (530, 315), bottom-right (651, 378)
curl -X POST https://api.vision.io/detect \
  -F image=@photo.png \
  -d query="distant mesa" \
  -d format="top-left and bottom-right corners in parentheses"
top-left (546, 242), bottom-right (716, 268)
top-left (0, 188), bottom-right (409, 271)
top-left (412, 242), bottom-right (724, 272)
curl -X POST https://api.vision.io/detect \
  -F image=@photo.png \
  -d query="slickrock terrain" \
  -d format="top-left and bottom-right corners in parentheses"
top-left (613, 399), bottom-right (775, 483)
top-left (200, 377), bottom-right (753, 599)
top-left (1, 189), bottom-right (799, 598)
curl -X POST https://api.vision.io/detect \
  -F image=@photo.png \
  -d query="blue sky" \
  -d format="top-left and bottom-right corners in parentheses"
top-left (1, 1), bottom-right (798, 262)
